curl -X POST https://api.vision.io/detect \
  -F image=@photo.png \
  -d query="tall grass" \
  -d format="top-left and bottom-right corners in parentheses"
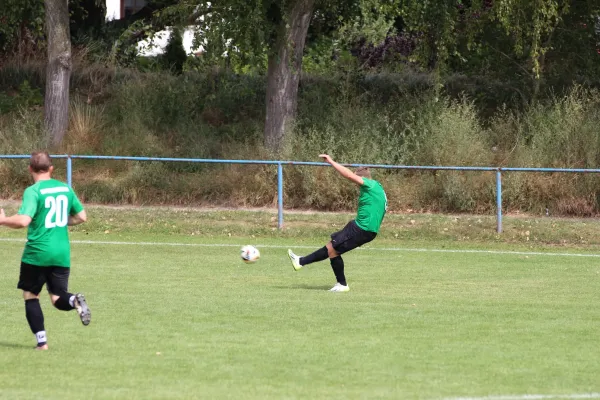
top-left (1, 64), bottom-right (600, 215)
top-left (497, 87), bottom-right (600, 215)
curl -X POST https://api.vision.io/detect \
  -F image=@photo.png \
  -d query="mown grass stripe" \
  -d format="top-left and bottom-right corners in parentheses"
top-left (443, 393), bottom-right (600, 400)
top-left (1, 238), bottom-right (599, 258)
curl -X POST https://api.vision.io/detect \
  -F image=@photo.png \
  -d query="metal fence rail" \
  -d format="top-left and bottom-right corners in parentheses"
top-left (3, 154), bottom-right (600, 232)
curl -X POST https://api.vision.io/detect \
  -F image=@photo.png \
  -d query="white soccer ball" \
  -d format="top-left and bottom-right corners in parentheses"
top-left (240, 245), bottom-right (260, 263)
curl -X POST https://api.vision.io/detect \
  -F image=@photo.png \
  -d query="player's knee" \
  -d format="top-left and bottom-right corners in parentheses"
top-left (326, 243), bottom-right (338, 258)
top-left (22, 291), bottom-right (40, 301)
top-left (49, 292), bottom-right (63, 307)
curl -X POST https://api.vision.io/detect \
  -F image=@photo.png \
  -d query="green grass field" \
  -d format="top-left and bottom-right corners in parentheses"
top-left (1, 208), bottom-right (599, 399)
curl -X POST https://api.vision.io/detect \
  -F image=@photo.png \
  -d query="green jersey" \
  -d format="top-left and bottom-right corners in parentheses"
top-left (355, 178), bottom-right (387, 233)
top-left (17, 179), bottom-right (84, 267)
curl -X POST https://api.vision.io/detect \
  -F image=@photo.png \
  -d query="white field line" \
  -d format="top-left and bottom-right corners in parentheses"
top-left (443, 394), bottom-right (600, 400)
top-left (0, 237), bottom-right (599, 258)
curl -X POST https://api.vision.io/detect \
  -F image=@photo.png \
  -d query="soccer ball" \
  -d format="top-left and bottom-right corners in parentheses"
top-left (240, 245), bottom-right (260, 263)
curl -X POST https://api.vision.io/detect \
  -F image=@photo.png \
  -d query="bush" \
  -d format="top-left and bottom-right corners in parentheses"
top-left (0, 80), bottom-right (43, 113)
top-left (500, 88), bottom-right (600, 215)
top-left (2, 63), bottom-right (600, 215)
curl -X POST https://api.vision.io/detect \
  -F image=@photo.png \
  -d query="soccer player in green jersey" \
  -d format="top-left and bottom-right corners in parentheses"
top-left (288, 154), bottom-right (387, 292)
top-left (0, 151), bottom-right (91, 350)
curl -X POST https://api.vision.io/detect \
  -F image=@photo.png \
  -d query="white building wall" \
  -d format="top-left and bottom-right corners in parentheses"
top-left (105, 0), bottom-right (121, 21)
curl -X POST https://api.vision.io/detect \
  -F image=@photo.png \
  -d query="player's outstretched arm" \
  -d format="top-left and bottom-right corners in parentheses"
top-left (319, 154), bottom-right (364, 186)
top-left (68, 210), bottom-right (87, 226)
top-left (0, 209), bottom-right (32, 229)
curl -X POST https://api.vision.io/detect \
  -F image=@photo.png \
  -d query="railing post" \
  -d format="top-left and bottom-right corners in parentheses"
top-left (496, 169), bottom-right (502, 233)
top-left (277, 163), bottom-right (284, 230)
top-left (67, 155), bottom-right (72, 187)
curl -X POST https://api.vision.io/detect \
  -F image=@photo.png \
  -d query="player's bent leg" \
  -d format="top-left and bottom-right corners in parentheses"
top-left (47, 266), bottom-right (89, 324)
top-left (326, 242), bottom-right (339, 258)
top-left (50, 292), bottom-right (76, 311)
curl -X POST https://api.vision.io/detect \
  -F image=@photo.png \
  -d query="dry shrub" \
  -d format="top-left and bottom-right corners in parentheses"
top-left (555, 196), bottom-right (596, 217)
top-left (3, 65), bottom-right (600, 215)
top-left (201, 107), bottom-right (225, 127)
top-left (504, 172), bottom-right (600, 216)
top-left (62, 98), bottom-right (105, 153)
top-left (375, 172), bottom-right (422, 212)
top-left (509, 87), bottom-right (600, 169)
top-left (415, 171), bottom-right (495, 213)
top-left (193, 164), bottom-right (276, 207)
top-left (416, 99), bottom-right (491, 166)
top-left (284, 165), bottom-right (358, 210)
top-left (0, 159), bottom-right (31, 198)
top-left (73, 64), bottom-right (116, 105)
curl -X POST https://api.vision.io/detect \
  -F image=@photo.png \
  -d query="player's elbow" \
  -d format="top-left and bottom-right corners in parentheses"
top-left (78, 211), bottom-right (88, 223)
top-left (16, 216), bottom-right (31, 228)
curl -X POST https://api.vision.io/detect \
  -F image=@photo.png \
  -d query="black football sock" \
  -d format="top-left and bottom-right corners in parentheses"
top-left (54, 292), bottom-right (75, 311)
top-left (25, 299), bottom-right (47, 345)
top-left (300, 246), bottom-right (328, 266)
top-left (330, 256), bottom-right (347, 286)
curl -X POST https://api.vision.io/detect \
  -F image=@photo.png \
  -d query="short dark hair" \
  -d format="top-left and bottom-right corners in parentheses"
top-left (355, 166), bottom-right (371, 178)
top-left (30, 151), bottom-right (52, 173)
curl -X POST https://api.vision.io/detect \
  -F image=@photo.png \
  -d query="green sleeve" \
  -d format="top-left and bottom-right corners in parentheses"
top-left (17, 187), bottom-right (38, 217)
top-left (361, 178), bottom-right (376, 189)
top-left (70, 191), bottom-right (84, 215)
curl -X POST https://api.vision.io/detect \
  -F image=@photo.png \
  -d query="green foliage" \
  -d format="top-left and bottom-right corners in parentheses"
top-left (517, 87), bottom-right (600, 168)
top-left (490, 0), bottom-right (566, 77)
top-left (69, 0), bottom-right (107, 38)
top-left (397, 0), bottom-right (461, 71)
top-left (415, 98), bottom-right (491, 166)
top-left (0, 0), bottom-right (108, 56)
top-left (0, 80), bottom-right (43, 114)
top-left (0, 0), bottom-right (45, 54)
top-left (111, 0), bottom-right (373, 69)
top-left (0, 108), bottom-right (46, 184)
top-left (302, 38), bottom-right (342, 75)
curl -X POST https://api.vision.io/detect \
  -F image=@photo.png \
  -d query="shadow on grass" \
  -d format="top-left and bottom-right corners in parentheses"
top-left (274, 284), bottom-right (331, 291)
top-left (0, 341), bottom-right (31, 349)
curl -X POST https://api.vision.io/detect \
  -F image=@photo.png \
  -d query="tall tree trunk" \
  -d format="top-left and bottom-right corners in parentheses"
top-left (264, 0), bottom-right (315, 152)
top-left (44, 0), bottom-right (72, 147)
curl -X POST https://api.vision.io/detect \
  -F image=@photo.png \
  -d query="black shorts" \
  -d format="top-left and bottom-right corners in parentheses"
top-left (17, 262), bottom-right (70, 296)
top-left (330, 220), bottom-right (377, 255)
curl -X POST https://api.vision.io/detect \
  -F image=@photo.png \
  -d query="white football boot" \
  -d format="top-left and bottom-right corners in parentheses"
top-left (288, 249), bottom-right (302, 271)
top-left (329, 283), bottom-right (350, 292)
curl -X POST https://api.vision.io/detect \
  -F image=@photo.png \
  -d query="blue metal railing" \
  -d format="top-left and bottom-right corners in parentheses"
top-left (3, 154), bottom-right (600, 232)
